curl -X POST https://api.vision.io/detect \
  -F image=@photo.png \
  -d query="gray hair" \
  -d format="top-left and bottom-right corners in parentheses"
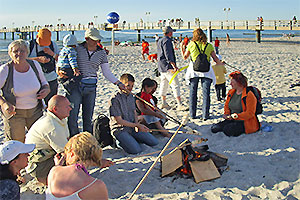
top-left (8, 39), bottom-right (30, 56)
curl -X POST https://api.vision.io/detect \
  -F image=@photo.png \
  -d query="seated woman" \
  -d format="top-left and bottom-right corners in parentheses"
top-left (136, 78), bottom-right (170, 138)
top-left (46, 132), bottom-right (109, 200)
top-left (211, 71), bottom-right (260, 137)
top-left (0, 140), bottom-right (35, 200)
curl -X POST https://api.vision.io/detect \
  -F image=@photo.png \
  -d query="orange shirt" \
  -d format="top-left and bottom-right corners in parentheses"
top-left (142, 41), bottom-right (149, 51)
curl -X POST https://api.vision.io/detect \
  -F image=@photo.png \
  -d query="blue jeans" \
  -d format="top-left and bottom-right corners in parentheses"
top-left (115, 131), bottom-right (158, 154)
top-left (215, 46), bottom-right (219, 55)
top-left (66, 87), bottom-right (96, 137)
top-left (189, 77), bottom-right (212, 119)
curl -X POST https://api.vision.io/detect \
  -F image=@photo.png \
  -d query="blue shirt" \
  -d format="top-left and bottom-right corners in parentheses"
top-left (56, 46), bottom-right (78, 69)
top-left (157, 36), bottom-right (176, 72)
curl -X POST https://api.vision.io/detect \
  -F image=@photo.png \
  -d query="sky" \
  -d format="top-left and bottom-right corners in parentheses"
top-left (0, 0), bottom-right (299, 28)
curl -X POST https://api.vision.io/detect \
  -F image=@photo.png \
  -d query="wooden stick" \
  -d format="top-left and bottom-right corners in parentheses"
top-left (149, 129), bottom-right (201, 136)
top-left (224, 62), bottom-right (241, 71)
top-left (128, 114), bottom-right (188, 199)
top-left (130, 91), bottom-right (185, 126)
top-left (115, 139), bottom-right (191, 164)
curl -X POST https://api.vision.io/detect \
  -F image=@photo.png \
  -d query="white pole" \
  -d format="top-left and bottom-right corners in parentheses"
top-left (112, 28), bottom-right (115, 55)
top-left (207, 26), bottom-right (211, 43)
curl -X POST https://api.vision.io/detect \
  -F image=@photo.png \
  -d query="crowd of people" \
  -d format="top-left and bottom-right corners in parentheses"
top-left (0, 26), bottom-right (261, 199)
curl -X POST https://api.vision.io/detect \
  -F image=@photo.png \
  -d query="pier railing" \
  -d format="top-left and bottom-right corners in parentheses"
top-left (0, 20), bottom-right (299, 33)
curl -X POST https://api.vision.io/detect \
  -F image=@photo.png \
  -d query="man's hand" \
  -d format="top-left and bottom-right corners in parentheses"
top-left (135, 123), bottom-right (149, 133)
top-left (57, 69), bottom-right (68, 79)
top-left (73, 68), bottom-right (81, 76)
top-left (43, 47), bottom-right (55, 56)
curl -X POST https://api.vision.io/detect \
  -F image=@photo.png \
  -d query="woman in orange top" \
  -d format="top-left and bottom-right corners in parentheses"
top-left (211, 71), bottom-right (260, 136)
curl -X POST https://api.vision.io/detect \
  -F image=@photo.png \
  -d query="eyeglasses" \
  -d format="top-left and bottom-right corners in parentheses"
top-left (12, 49), bottom-right (26, 54)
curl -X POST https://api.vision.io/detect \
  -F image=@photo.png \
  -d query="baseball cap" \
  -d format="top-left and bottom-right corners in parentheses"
top-left (85, 28), bottom-right (101, 41)
top-left (162, 26), bottom-right (174, 34)
top-left (63, 34), bottom-right (77, 47)
top-left (37, 28), bottom-right (51, 46)
top-left (0, 140), bottom-right (35, 165)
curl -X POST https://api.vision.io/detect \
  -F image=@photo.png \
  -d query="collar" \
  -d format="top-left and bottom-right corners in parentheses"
top-left (46, 110), bottom-right (67, 126)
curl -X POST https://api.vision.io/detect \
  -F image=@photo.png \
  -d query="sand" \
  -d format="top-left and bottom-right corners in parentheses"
top-left (0, 37), bottom-right (299, 200)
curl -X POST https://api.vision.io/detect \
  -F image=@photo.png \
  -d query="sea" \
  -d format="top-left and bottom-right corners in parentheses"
top-left (0, 29), bottom-right (299, 52)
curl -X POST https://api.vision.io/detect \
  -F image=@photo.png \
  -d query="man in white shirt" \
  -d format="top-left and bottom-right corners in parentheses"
top-left (25, 95), bottom-right (72, 185)
top-left (28, 28), bottom-right (60, 104)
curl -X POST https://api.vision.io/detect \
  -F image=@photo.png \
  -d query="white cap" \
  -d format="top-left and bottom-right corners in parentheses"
top-left (0, 141), bottom-right (35, 165)
top-left (84, 28), bottom-right (101, 41)
top-left (63, 34), bottom-right (77, 47)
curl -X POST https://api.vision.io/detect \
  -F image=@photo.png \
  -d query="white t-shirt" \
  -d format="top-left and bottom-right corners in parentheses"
top-left (0, 60), bottom-right (48, 109)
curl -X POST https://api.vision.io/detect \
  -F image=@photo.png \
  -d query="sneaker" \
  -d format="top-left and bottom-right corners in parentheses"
top-left (177, 104), bottom-right (189, 111)
top-left (160, 103), bottom-right (171, 109)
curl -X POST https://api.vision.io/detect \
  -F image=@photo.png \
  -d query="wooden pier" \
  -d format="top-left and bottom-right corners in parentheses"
top-left (0, 19), bottom-right (299, 43)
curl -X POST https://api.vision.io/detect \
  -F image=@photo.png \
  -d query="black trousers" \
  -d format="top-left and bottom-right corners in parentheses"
top-left (215, 83), bottom-right (226, 101)
top-left (44, 79), bottom-right (58, 105)
top-left (211, 119), bottom-right (245, 137)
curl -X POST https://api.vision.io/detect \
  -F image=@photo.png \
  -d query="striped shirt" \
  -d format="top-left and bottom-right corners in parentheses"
top-left (76, 42), bottom-right (108, 79)
top-left (56, 46), bottom-right (78, 69)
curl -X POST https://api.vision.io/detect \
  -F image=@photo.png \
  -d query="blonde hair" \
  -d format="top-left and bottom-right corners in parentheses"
top-left (8, 39), bottom-right (29, 56)
top-left (191, 28), bottom-right (207, 44)
top-left (64, 132), bottom-right (102, 167)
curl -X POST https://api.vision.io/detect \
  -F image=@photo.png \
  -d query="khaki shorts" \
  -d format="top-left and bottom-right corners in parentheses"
top-left (3, 104), bottom-right (43, 143)
top-left (29, 158), bottom-right (55, 180)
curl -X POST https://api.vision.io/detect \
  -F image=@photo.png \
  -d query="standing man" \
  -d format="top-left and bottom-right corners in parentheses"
top-left (25, 95), bottom-right (71, 185)
top-left (28, 28), bottom-right (59, 105)
top-left (214, 37), bottom-right (220, 55)
top-left (57, 28), bottom-right (125, 137)
top-left (157, 26), bottom-right (187, 111)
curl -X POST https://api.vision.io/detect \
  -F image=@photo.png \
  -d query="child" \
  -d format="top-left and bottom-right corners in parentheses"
top-left (141, 39), bottom-right (149, 60)
top-left (212, 55), bottom-right (227, 101)
top-left (214, 37), bottom-right (220, 54)
top-left (136, 78), bottom-right (171, 137)
top-left (56, 34), bottom-right (81, 94)
top-left (109, 74), bottom-right (158, 154)
top-left (147, 53), bottom-right (157, 63)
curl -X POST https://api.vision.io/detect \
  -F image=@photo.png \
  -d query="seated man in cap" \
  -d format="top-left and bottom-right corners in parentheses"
top-left (57, 28), bottom-right (126, 137)
top-left (28, 28), bottom-right (60, 104)
top-left (25, 95), bottom-right (71, 185)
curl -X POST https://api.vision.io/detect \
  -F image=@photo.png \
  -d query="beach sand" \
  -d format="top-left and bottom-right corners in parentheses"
top-left (0, 37), bottom-right (299, 199)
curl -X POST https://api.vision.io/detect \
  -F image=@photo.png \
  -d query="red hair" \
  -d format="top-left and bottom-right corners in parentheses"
top-left (229, 71), bottom-right (248, 88)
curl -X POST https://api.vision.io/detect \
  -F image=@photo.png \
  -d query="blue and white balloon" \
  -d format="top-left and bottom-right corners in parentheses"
top-left (107, 12), bottom-right (120, 24)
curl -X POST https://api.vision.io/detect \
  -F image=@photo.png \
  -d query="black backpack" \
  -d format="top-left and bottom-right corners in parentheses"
top-left (29, 40), bottom-right (56, 73)
top-left (193, 42), bottom-right (210, 72)
top-left (92, 114), bottom-right (115, 148)
top-left (243, 86), bottom-right (263, 115)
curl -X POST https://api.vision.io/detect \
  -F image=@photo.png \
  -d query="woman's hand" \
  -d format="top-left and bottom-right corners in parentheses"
top-left (223, 114), bottom-right (233, 120)
top-left (1, 102), bottom-right (16, 119)
top-left (54, 153), bottom-right (66, 166)
top-left (73, 68), bottom-right (81, 76)
top-left (101, 159), bottom-right (114, 168)
top-left (37, 85), bottom-right (50, 99)
top-left (135, 123), bottom-right (149, 133)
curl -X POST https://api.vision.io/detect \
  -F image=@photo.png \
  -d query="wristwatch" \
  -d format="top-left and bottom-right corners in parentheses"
top-left (231, 113), bottom-right (238, 119)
